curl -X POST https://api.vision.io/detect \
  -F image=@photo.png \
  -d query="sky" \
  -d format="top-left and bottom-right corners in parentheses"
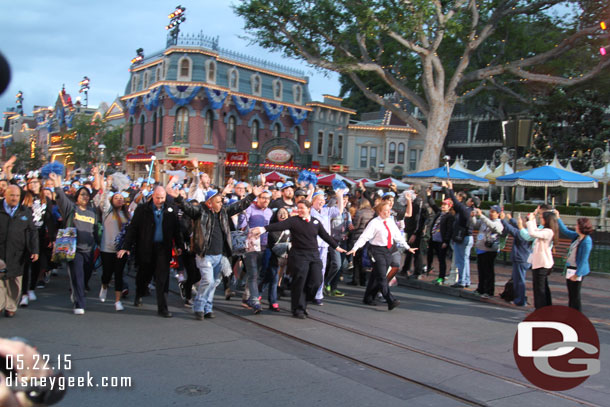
top-left (0, 0), bottom-right (341, 115)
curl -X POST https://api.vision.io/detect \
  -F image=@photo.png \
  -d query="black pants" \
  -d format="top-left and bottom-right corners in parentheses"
top-left (567, 278), bottom-right (582, 311)
top-left (68, 250), bottom-right (94, 309)
top-left (476, 251), bottom-right (497, 296)
top-left (137, 243), bottom-right (171, 313)
top-left (287, 249), bottom-right (323, 316)
top-left (364, 246), bottom-right (395, 304)
top-left (532, 267), bottom-right (552, 309)
top-left (428, 241), bottom-right (449, 279)
top-left (351, 248), bottom-right (366, 286)
top-left (100, 252), bottom-right (127, 292)
top-left (402, 235), bottom-right (423, 275)
top-left (22, 228), bottom-right (51, 293)
top-left (182, 252), bottom-right (200, 301)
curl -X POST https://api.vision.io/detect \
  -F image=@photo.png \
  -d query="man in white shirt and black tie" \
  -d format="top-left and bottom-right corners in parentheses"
top-left (347, 201), bottom-right (417, 311)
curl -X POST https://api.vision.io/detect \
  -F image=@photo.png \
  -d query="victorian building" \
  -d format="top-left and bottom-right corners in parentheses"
top-left (121, 32), bottom-right (316, 183)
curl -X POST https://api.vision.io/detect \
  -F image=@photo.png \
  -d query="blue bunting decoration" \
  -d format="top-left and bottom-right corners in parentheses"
top-left (144, 87), bottom-right (161, 111)
top-left (203, 87), bottom-right (228, 110)
top-left (232, 95), bottom-right (256, 116)
top-left (263, 102), bottom-right (284, 121)
top-left (126, 96), bottom-right (139, 115)
top-left (332, 179), bottom-right (347, 191)
top-left (41, 162), bottom-right (65, 178)
top-left (165, 85), bottom-right (202, 107)
top-left (298, 170), bottom-right (318, 187)
top-left (65, 113), bottom-right (74, 129)
top-left (288, 107), bottom-right (308, 125)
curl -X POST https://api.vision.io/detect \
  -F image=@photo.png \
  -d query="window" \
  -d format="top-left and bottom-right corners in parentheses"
top-left (388, 142), bottom-right (396, 164)
top-left (251, 74), bottom-right (262, 96)
top-left (131, 74), bottom-right (139, 93)
top-left (152, 113), bottom-right (157, 145)
top-left (317, 131), bottom-right (324, 155)
top-left (158, 111), bottom-right (164, 145)
top-left (228, 68), bottom-right (239, 91)
top-left (251, 120), bottom-right (259, 142)
top-left (143, 71), bottom-right (149, 89)
top-left (360, 146), bottom-right (368, 168)
top-left (273, 123), bottom-right (281, 138)
top-left (273, 79), bottom-right (282, 101)
top-left (227, 116), bottom-right (236, 148)
top-left (329, 112), bottom-right (334, 122)
top-left (293, 126), bottom-right (300, 140)
top-left (337, 135), bottom-right (343, 159)
top-left (206, 60), bottom-right (217, 84)
top-left (397, 143), bottom-right (405, 164)
top-left (328, 133), bottom-right (334, 156)
top-left (139, 116), bottom-right (145, 145)
top-left (293, 85), bottom-right (303, 105)
top-left (204, 110), bottom-right (213, 145)
top-left (155, 66), bottom-right (161, 82)
top-left (178, 57), bottom-right (191, 80)
top-left (409, 149), bottom-right (417, 171)
top-left (128, 117), bottom-right (134, 147)
top-left (174, 107), bottom-right (189, 143)
top-left (370, 147), bottom-right (377, 168)
top-left (163, 59), bottom-right (168, 79)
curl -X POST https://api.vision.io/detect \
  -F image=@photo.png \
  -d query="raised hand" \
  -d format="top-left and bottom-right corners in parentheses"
top-left (223, 178), bottom-right (234, 196)
top-left (252, 184), bottom-right (264, 196)
top-left (48, 172), bottom-right (62, 187)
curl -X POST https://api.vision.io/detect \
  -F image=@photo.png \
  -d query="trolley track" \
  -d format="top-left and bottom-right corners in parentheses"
top-left (216, 305), bottom-right (600, 407)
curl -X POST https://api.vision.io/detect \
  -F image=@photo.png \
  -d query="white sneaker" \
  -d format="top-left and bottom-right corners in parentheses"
top-left (73, 308), bottom-right (85, 315)
top-left (99, 287), bottom-right (107, 302)
top-left (148, 283), bottom-right (155, 292)
top-left (19, 295), bottom-right (29, 307)
top-left (28, 291), bottom-right (37, 301)
top-left (115, 301), bottom-right (124, 312)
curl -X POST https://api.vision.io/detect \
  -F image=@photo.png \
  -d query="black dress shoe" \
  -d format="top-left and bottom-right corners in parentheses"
top-left (388, 299), bottom-right (400, 311)
top-left (194, 311), bottom-right (204, 320)
top-left (293, 312), bottom-right (306, 319)
top-left (134, 297), bottom-right (143, 307)
top-left (158, 311), bottom-right (173, 318)
top-left (363, 299), bottom-right (378, 306)
top-left (204, 312), bottom-right (215, 319)
top-left (4, 310), bottom-right (16, 317)
top-left (450, 283), bottom-right (465, 288)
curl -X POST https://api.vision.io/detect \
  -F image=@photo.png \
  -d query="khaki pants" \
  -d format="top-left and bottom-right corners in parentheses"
top-left (0, 275), bottom-right (22, 313)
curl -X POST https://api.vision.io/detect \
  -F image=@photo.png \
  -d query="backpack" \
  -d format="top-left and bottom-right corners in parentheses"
top-left (499, 279), bottom-right (514, 302)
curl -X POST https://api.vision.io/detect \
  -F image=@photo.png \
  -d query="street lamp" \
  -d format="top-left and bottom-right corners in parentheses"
top-left (166, 5), bottom-right (186, 47)
top-left (378, 162), bottom-right (385, 179)
top-left (250, 140), bottom-right (260, 181)
top-left (79, 76), bottom-right (90, 107)
top-left (304, 139), bottom-right (311, 150)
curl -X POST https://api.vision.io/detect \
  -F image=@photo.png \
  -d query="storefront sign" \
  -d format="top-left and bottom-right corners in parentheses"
top-left (227, 152), bottom-right (249, 163)
top-left (266, 148), bottom-right (292, 164)
top-left (135, 145), bottom-right (146, 154)
top-left (50, 135), bottom-right (62, 145)
top-left (166, 146), bottom-right (187, 157)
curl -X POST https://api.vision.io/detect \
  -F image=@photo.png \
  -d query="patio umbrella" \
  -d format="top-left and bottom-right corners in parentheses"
top-left (450, 157), bottom-right (475, 174)
top-left (365, 177), bottom-right (411, 190)
top-left (496, 165), bottom-right (598, 204)
top-left (403, 166), bottom-right (489, 187)
top-left (317, 173), bottom-right (356, 187)
top-left (262, 171), bottom-right (291, 182)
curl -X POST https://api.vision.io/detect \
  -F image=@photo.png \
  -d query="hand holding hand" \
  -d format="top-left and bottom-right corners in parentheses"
top-left (346, 249), bottom-right (356, 256)
top-left (31, 254), bottom-right (39, 262)
top-left (335, 247), bottom-right (347, 253)
top-left (117, 250), bottom-right (130, 259)
top-left (408, 247), bottom-right (418, 254)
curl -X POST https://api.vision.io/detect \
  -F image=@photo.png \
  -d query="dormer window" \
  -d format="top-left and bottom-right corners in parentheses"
top-left (251, 74), bottom-right (262, 96)
top-left (177, 56), bottom-right (192, 81)
top-left (206, 60), bottom-right (217, 84)
top-left (228, 67), bottom-right (239, 91)
top-left (272, 79), bottom-right (283, 101)
top-left (293, 85), bottom-right (303, 105)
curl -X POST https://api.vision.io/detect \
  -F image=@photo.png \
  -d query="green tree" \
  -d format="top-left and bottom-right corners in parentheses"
top-left (235, 1), bottom-right (610, 170)
top-left (63, 116), bottom-right (125, 168)
top-left (7, 140), bottom-right (45, 173)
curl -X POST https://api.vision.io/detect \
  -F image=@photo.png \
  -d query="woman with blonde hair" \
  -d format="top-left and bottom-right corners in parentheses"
top-left (526, 210), bottom-right (559, 309)
top-left (347, 201), bottom-right (416, 311)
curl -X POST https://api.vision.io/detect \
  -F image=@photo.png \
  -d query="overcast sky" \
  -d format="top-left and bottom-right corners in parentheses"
top-left (0, 0), bottom-right (340, 115)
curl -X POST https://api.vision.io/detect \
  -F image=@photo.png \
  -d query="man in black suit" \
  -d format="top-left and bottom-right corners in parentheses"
top-left (118, 186), bottom-right (184, 317)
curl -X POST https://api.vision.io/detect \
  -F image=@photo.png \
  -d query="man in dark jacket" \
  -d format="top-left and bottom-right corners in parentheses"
top-left (119, 186), bottom-right (184, 318)
top-left (170, 183), bottom-right (263, 320)
top-left (0, 185), bottom-right (39, 317)
top-left (401, 188), bottom-right (427, 277)
top-left (426, 191), bottom-right (455, 284)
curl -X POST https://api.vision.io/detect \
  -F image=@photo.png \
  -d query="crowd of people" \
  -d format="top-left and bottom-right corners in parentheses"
top-left (0, 157), bottom-right (595, 322)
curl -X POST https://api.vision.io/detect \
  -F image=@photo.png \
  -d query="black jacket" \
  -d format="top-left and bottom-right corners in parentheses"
top-left (427, 196), bottom-right (455, 245)
top-left (121, 200), bottom-right (184, 265)
top-left (443, 188), bottom-right (474, 237)
top-left (0, 201), bottom-right (39, 278)
top-left (177, 193), bottom-right (256, 257)
top-left (405, 196), bottom-right (427, 237)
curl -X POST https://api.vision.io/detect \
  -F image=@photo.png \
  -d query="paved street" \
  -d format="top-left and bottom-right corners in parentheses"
top-left (2, 266), bottom-right (609, 407)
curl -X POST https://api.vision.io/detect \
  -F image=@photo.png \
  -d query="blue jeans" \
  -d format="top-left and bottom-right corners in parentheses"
top-left (453, 236), bottom-right (473, 286)
top-left (260, 248), bottom-right (279, 305)
top-left (244, 251), bottom-right (264, 304)
top-left (512, 262), bottom-right (530, 306)
top-left (315, 246), bottom-right (328, 300)
top-left (193, 254), bottom-right (224, 313)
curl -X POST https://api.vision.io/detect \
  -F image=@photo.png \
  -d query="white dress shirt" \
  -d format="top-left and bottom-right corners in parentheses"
top-left (351, 216), bottom-right (409, 252)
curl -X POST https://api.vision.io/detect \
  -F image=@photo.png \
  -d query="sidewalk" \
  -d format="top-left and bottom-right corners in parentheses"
top-left (397, 259), bottom-right (610, 327)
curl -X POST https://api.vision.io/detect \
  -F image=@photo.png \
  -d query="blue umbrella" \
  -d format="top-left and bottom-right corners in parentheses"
top-left (403, 166), bottom-right (489, 187)
top-left (496, 166), bottom-right (598, 188)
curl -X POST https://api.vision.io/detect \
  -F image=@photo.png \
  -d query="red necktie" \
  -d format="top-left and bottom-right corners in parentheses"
top-left (304, 218), bottom-right (309, 223)
top-left (383, 220), bottom-right (392, 249)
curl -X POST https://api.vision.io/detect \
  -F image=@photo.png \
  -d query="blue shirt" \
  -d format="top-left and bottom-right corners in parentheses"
top-left (153, 207), bottom-right (164, 243)
top-left (3, 200), bottom-right (18, 218)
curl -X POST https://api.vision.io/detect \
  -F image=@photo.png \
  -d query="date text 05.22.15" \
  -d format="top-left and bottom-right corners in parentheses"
top-left (4, 354), bottom-right (72, 371)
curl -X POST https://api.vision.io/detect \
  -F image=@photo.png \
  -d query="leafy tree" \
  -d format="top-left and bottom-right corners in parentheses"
top-left (6, 140), bottom-right (45, 173)
top-left (62, 116), bottom-right (125, 169)
top-left (234, 0), bottom-right (610, 170)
